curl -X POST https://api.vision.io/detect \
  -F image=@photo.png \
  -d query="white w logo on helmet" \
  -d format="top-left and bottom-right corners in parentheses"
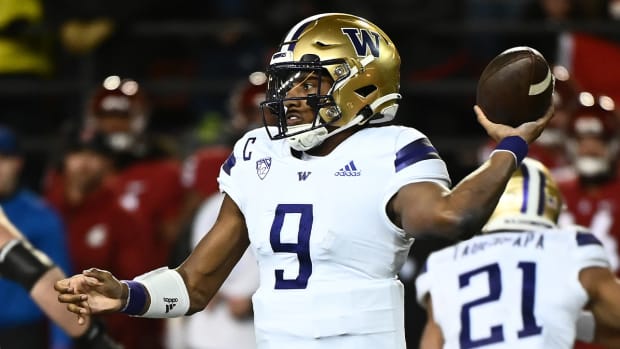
top-left (341, 28), bottom-right (381, 57)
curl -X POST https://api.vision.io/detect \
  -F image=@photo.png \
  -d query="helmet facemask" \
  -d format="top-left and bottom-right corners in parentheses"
top-left (261, 57), bottom-right (342, 147)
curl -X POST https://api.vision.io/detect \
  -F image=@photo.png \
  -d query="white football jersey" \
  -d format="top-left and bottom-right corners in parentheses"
top-left (218, 125), bottom-right (450, 348)
top-left (416, 229), bottom-right (610, 349)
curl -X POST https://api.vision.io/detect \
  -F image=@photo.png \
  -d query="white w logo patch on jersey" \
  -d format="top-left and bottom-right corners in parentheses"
top-left (341, 28), bottom-right (381, 57)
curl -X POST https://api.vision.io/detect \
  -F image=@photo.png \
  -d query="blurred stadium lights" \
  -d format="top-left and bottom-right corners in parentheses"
top-left (0, 18), bottom-right (616, 97)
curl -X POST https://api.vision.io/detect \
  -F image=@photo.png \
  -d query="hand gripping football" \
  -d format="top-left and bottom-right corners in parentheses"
top-left (476, 46), bottom-right (554, 127)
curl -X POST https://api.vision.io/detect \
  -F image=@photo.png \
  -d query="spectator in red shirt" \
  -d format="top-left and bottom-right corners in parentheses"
top-left (47, 131), bottom-right (164, 349)
top-left (82, 75), bottom-right (186, 266)
top-left (557, 92), bottom-right (620, 349)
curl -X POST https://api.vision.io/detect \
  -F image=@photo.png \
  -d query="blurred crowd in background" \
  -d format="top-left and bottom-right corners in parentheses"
top-left (1, 0), bottom-right (620, 348)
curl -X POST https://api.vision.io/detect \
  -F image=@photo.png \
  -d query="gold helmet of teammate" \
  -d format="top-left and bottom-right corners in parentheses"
top-left (482, 158), bottom-right (563, 233)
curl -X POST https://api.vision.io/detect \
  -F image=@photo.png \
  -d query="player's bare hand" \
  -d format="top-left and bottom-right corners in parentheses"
top-left (55, 268), bottom-right (124, 324)
top-left (475, 104), bottom-right (554, 144)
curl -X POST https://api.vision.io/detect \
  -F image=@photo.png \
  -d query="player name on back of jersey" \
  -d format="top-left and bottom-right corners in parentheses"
top-left (453, 232), bottom-right (545, 260)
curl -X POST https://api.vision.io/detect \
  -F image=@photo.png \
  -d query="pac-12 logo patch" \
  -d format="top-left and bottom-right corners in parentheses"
top-left (256, 157), bottom-right (272, 180)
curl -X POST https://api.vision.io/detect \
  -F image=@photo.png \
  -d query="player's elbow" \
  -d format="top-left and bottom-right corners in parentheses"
top-left (184, 282), bottom-right (211, 315)
top-left (175, 268), bottom-right (211, 315)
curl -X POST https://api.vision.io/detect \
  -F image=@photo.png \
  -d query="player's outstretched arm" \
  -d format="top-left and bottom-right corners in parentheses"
top-left (419, 296), bottom-right (444, 349)
top-left (580, 266), bottom-right (620, 347)
top-left (176, 193), bottom-right (250, 314)
top-left (390, 105), bottom-right (554, 240)
top-left (56, 194), bottom-right (250, 318)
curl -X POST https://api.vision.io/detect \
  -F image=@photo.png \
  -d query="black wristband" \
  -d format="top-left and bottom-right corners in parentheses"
top-left (0, 239), bottom-right (54, 291)
top-left (74, 319), bottom-right (124, 349)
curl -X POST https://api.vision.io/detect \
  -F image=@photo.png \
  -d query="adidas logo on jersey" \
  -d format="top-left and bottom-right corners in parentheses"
top-left (334, 161), bottom-right (361, 176)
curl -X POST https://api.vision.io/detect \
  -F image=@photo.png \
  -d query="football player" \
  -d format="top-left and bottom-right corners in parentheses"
top-left (54, 13), bottom-right (553, 349)
top-left (416, 158), bottom-right (620, 349)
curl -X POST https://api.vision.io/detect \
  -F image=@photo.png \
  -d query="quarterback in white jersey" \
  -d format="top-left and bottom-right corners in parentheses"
top-left (219, 125), bottom-right (448, 347)
top-left (416, 158), bottom-right (620, 349)
top-left (54, 13), bottom-right (554, 349)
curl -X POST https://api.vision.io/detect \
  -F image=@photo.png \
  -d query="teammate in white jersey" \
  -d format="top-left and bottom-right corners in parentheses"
top-left (54, 13), bottom-right (553, 349)
top-left (416, 158), bottom-right (620, 349)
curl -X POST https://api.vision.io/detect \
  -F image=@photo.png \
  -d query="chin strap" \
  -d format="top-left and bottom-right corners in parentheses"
top-left (287, 125), bottom-right (328, 151)
top-left (287, 114), bottom-right (365, 151)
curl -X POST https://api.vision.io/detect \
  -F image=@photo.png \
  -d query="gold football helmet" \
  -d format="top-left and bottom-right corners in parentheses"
top-left (482, 158), bottom-right (563, 233)
top-left (260, 13), bottom-right (401, 150)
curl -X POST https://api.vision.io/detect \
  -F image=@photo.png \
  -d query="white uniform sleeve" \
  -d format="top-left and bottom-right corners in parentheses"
top-left (384, 128), bottom-right (451, 202)
top-left (381, 128), bottom-right (452, 234)
top-left (573, 231), bottom-right (611, 269)
top-left (217, 136), bottom-right (247, 210)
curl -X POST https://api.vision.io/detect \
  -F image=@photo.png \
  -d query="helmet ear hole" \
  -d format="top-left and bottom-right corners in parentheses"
top-left (300, 54), bottom-right (320, 62)
top-left (354, 85), bottom-right (377, 98)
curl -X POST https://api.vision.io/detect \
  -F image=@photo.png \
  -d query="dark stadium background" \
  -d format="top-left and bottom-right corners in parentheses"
top-left (1, 0), bottom-right (618, 347)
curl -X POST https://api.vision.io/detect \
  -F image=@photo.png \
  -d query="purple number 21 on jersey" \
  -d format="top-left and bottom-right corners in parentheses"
top-left (459, 261), bottom-right (543, 349)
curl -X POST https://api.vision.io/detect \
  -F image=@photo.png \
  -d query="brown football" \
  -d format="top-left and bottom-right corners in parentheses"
top-left (476, 46), bottom-right (554, 127)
